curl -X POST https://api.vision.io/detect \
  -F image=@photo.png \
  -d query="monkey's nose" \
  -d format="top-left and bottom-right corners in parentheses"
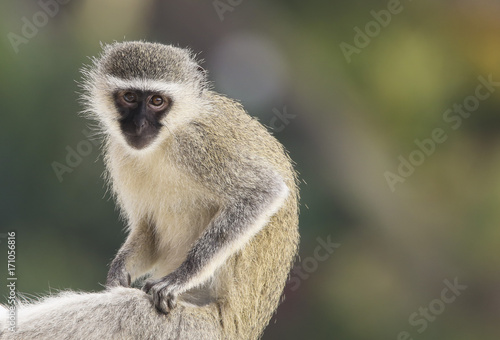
top-left (134, 116), bottom-right (147, 134)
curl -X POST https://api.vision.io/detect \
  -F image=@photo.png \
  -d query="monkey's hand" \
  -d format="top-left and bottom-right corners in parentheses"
top-left (106, 256), bottom-right (131, 287)
top-left (143, 274), bottom-right (181, 314)
top-left (141, 168), bottom-right (289, 314)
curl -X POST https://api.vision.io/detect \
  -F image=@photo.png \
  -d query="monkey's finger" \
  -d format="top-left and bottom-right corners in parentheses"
top-left (166, 293), bottom-right (177, 311)
top-left (154, 293), bottom-right (162, 312)
top-left (159, 299), bottom-right (171, 314)
top-left (153, 291), bottom-right (171, 314)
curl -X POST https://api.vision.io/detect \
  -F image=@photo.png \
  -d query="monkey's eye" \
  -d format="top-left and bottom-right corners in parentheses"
top-left (149, 95), bottom-right (164, 107)
top-left (123, 92), bottom-right (138, 103)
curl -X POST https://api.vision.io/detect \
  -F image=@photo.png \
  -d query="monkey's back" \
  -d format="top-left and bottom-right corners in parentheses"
top-left (175, 92), bottom-right (300, 339)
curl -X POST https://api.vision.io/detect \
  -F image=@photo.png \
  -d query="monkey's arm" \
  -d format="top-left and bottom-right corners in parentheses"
top-left (144, 150), bottom-right (289, 313)
top-left (107, 219), bottom-right (158, 287)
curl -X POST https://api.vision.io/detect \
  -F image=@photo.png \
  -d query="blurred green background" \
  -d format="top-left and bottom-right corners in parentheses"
top-left (1, 0), bottom-right (500, 339)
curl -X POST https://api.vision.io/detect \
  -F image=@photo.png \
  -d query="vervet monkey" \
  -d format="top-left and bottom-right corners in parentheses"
top-left (0, 41), bottom-right (299, 340)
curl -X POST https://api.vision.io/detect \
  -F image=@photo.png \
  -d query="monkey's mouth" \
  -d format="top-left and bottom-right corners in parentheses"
top-left (121, 128), bottom-right (160, 150)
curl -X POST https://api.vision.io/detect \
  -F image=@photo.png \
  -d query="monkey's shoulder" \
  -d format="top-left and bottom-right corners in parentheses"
top-left (187, 93), bottom-right (283, 151)
top-left (169, 97), bottom-right (295, 198)
top-left (174, 101), bottom-right (283, 167)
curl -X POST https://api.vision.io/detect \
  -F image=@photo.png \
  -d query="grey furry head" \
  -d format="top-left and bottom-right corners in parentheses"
top-left (97, 41), bottom-right (207, 87)
top-left (80, 41), bottom-right (210, 148)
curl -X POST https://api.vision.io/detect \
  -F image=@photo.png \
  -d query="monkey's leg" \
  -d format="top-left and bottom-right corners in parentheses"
top-left (143, 173), bottom-right (289, 314)
top-left (107, 220), bottom-right (157, 287)
top-left (0, 287), bottom-right (224, 340)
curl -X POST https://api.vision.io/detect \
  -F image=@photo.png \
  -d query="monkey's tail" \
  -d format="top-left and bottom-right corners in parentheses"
top-left (0, 287), bottom-right (223, 340)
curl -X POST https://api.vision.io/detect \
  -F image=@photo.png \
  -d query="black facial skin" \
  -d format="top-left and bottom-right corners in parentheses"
top-left (113, 90), bottom-right (172, 149)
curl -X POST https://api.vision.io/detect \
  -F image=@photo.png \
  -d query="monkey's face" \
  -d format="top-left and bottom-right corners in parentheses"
top-left (83, 42), bottom-right (208, 152)
top-left (113, 89), bottom-right (172, 149)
